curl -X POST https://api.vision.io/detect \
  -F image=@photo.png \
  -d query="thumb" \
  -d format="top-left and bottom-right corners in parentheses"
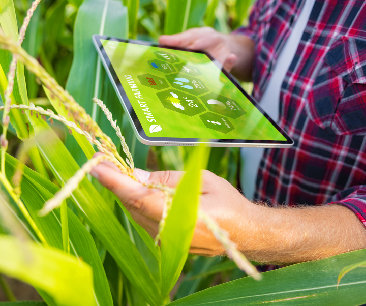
top-left (223, 53), bottom-right (237, 72)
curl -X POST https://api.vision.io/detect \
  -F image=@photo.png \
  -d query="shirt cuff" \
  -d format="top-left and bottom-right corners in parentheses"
top-left (232, 26), bottom-right (256, 42)
top-left (327, 187), bottom-right (366, 227)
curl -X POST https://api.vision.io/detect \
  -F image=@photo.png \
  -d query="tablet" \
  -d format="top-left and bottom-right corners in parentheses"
top-left (93, 35), bottom-right (293, 147)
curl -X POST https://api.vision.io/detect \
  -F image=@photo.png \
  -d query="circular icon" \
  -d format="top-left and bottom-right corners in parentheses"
top-left (199, 112), bottom-right (235, 134)
top-left (201, 93), bottom-right (246, 118)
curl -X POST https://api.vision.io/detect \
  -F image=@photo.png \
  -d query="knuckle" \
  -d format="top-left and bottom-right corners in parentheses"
top-left (125, 193), bottom-right (145, 213)
top-left (160, 171), bottom-right (172, 185)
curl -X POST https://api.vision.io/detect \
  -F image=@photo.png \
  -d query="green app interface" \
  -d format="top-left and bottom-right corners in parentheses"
top-left (101, 39), bottom-right (286, 141)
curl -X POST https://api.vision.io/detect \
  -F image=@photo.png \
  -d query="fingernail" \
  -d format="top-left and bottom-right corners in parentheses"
top-left (89, 169), bottom-right (99, 180)
top-left (134, 169), bottom-right (150, 183)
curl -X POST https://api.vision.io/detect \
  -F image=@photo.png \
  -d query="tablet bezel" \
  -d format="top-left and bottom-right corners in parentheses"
top-left (93, 35), bottom-right (293, 147)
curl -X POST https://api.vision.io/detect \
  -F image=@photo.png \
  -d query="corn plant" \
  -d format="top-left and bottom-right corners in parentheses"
top-left (0, 0), bottom-right (365, 305)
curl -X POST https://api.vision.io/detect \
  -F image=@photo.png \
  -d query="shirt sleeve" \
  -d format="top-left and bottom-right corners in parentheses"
top-left (232, 0), bottom-right (262, 41)
top-left (327, 186), bottom-right (366, 227)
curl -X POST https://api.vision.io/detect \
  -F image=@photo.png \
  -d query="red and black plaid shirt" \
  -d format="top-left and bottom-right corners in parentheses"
top-left (235, 0), bottom-right (366, 226)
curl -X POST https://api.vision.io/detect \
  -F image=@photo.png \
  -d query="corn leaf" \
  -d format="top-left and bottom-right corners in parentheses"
top-left (170, 248), bottom-right (366, 305)
top-left (164, 0), bottom-right (191, 35)
top-left (115, 201), bottom-right (161, 286)
top-left (187, 0), bottom-right (208, 29)
top-left (3, 153), bottom-right (113, 306)
top-left (0, 0), bottom-right (28, 107)
top-left (0, 0), bottom-right (49, 179)
top-left (22, 0), bottom-right (42, 99)
top-left (127, 0), bottom-right (139, 39)
top-left (204, 0), bottom-right (219, 27)
top-left (44, 88), bottom-right (161, 284)
top-left (65, 0), bottom-right (128, 165)
top-left (338, 260), bottom-right (366, 286)
top-left (164, 0), bottom-right (208, 36)
top-left (28, 115), bottom-right (162, 306)
top-left (233, 0), bottom-right (251, 29)
top-left (174, 256), bottom-right (221, 300)
top-left (122, 113), bottom-right (149, 169)
top-left (0, 50), bottom-right (29, 139)
top-left (0, 235), bottom-right (96, 306)
top-left (160, 145), bottom-right (209, 298)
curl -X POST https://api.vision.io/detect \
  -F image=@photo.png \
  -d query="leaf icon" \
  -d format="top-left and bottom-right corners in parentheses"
top-left (149, 125), bottom-right (163, 133)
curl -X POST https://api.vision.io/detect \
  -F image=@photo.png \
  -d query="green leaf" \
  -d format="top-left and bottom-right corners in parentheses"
top-left (65, 0), bottom-right (128, 165)
top-left (164, 0), bottom-right (192, 35)
top-left (3, 153), bottom-right (113, 306)
top-left (161, 145), bottom-right (209, 298)
top-left (338, 260), bottom-right (366, 286)
top-left (22, 0), bottom-right (42, 99)
top-left (174, 256), bottom-right (221, 300)
top-left (115, 201), bottom-right (161, 285)
top-left (43, 0), bottom-right (67, 64)
top-left (44, 87), bottom-right (95, 160)
top-left (204, 0), bottom-right (219, 27)
top-left (188, 260), bottom-right (237, 280)
top-left (0, 235), bottom-right (96, 306)
top-left (0, 0), bottom-right (50, 178)
top-left (170, 249), bottom-right (366, 305)
top-left (122, 113), bottom-right (149, 169)
top-left (28, 115), bottom-right (162, 306)
top-left (127, 0), bottom-right (139, 39)
top-left (0, 0), bottom-right (29, 108)
top-left (187, 0), bottom-right (208, 29)
top-left (233, 0), bottom-right (251, 29)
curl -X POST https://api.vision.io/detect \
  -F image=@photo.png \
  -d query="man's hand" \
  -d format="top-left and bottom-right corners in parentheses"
top-left (90, 153), bottom-right (366, 264)
top-left (89, 153), bottom-right (248, 256)
top-left (159, 27), bottom-right (255, 81)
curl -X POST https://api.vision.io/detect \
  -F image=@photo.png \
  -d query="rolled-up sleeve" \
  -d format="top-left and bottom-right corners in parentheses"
top-left (327, 186), bottom-right (366, 227)
top-left (232, 0), bottom-right (262, 41)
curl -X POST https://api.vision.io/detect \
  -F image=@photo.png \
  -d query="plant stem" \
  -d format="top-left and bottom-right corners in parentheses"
top-left (0, 173), bottom-right (46, 244)
top-left (60, 193), bottom-right (70, 253)
top-left (0, 274), bottom-right (16, 302)
top-left (28, 146), bottom-right (50, 180)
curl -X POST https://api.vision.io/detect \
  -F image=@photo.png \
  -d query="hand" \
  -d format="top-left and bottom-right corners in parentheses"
top-left (159, 27), bottom-right (238, 72)
top-left (89, 153), bottom-right (248, 256)
top-left (90, 154), bottom-right (366, 264)
top-left (159, 27), bottom-right (255, 81)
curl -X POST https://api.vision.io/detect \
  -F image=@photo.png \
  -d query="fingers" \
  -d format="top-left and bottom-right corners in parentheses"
top-left (159, 27), bottom-right (218, 49)
top-left (134, 168), bottom-right (183, 188)
top-left (147, 170), bottom-right (184, 188)
top-left (89, 154), bottom-right (184, 220)
top-left (90, 162), bottom-right (163, 220)
top-left (223, 53), bottom-right (237, 72)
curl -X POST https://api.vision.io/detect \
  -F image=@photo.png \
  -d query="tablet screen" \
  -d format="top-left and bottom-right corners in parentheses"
top-left (98, 38), bottom-right (289, 143)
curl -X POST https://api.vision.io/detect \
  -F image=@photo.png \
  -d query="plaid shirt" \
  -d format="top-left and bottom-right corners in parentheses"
top-left (235, 0), bottom-right (366, 226)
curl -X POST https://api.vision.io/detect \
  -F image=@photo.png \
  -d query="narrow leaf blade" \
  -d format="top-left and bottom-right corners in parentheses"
top-left (161, 145), bottom-right (209, 298)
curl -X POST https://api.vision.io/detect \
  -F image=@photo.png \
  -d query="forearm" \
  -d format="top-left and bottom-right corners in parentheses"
top-left (224, 34), bottom-right (255, 82)
top-left (232, 200), bottom-right (366, 264)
